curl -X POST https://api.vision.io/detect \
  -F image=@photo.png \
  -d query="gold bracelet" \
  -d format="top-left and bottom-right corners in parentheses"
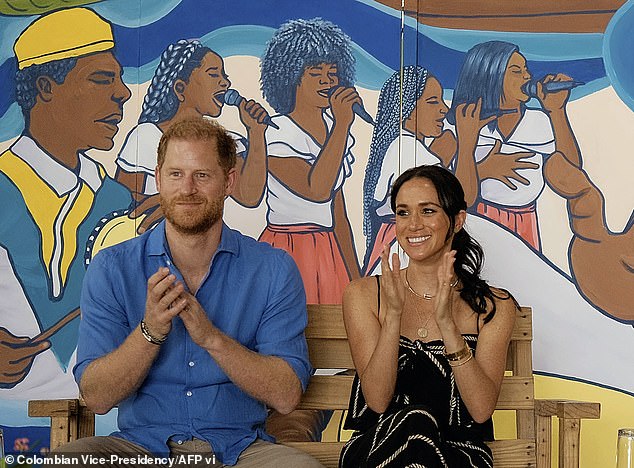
top-left (140, 320), bottom-right (167, 345)
top-left (444, 339), bottom-right (471, 361)
top-left (449, 348), bottom-right (473, 367)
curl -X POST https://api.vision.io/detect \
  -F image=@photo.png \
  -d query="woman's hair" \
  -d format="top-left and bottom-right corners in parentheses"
top-left (139, 39), bottom-right (212, 124)
top-left (260, 17), bottom-right (356, 114)
top-left (448, 40), bottom-right (520, 130)
top-left (362, 66), bottom-right (430, 260)
top-left (390, 165), bottom-right (511, 320)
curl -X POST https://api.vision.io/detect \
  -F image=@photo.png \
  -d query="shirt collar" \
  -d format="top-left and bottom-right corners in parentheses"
top-left (147, 221), bottom-right (240, 260)
top-left (10, 135), bottom-right (103, 195)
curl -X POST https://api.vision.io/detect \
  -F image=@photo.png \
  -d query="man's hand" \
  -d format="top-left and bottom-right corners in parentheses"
top-left (0, 328), bottom-right (50, 388)
top-left (144, 268), bottom-right (186, 338)
top-left (178, 292), bottom-right (222, 350)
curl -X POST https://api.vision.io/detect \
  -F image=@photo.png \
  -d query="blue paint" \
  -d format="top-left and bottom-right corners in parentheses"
top-left (0, 0), bottom-right (614, 138)
top-left (0, 103), bottom-right (23, 141)
top-left (603, 0), bottom-right (634, 112)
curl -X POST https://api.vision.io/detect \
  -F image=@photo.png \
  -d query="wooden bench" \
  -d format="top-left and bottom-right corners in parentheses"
top-left (30, 305), bottom-right (600, 467)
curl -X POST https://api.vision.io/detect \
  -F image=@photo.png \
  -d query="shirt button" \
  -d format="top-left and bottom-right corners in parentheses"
top-left (189, 361), bottom-right (195, 367)
top-left (186, 391), bottom-right (192, 397)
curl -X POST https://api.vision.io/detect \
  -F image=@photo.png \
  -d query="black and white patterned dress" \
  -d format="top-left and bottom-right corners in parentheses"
top-left (339, 334), bottom-right (494, 468)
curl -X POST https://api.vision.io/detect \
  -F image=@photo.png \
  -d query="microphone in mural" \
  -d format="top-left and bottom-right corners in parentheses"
top-left (328, 86), bottom-right (375, 125)
top-left (522, 79), bottom-right (584, 97)
top-left (220, 89), bottom-right (280, 129)
top-left (480, 108), bottom-right (517, 119)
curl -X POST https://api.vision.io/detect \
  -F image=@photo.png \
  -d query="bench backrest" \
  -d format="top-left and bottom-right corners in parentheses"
top-left (285, 304), bottom-right (535, 467)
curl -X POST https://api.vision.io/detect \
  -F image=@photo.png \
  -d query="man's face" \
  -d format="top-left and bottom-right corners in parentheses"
top-left (156, 137), bottom-right (235, 235)
top-left (47, 51), bottom-right (131, 151)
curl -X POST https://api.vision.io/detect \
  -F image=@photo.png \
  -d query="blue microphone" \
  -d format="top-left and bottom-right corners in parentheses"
top-left (481, 108), bottom-right (517, 119)
top-left (522, 80), bottom-right (584, 98)
top-left (220, 89), bottom-right (279, 129)
top-left (328, 87), bottom-right (375, 126)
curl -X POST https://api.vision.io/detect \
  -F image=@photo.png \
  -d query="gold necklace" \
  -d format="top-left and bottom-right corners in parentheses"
top-left (404, 269), bottom-right (459, 300)
top-left (408, 295), bottom-right (433, 338)
top-left (404, 269), bottom-right (459, 339)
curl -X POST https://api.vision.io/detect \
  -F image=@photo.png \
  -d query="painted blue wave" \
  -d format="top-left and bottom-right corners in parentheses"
top-left (0, 0), bottom-right (610, 141)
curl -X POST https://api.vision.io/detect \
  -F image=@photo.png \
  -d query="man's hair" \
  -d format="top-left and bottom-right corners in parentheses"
top-left (15, 57), bottom-right (78, 118)
top-left (156, 117), bottom-right (237, 174)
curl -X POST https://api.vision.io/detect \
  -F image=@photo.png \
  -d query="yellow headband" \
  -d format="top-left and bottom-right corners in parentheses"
top-left (14, 8), bottom-right (114, 70)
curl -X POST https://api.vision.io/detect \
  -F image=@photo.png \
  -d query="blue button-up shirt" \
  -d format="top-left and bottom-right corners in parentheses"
top-left (74, 222), bottom-right (312, 465)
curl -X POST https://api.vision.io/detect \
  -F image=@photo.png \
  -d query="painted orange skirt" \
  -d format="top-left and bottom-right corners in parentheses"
top-left (364, 222), bottom-right (396, 276)
top-left (476, 202), bottom-right (540, 251)
top-left (259, 224), bottom-right (350, 304)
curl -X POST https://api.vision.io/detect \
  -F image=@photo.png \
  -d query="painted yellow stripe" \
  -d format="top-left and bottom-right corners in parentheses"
top-left (0, 151), bottom-right (65, 277)
top-left (60, 182), bottom-right (94, 286)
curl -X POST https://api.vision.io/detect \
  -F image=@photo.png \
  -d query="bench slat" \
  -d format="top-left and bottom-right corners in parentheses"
top-left (307, 338), bottom-right (354, 369)
top-left (298, 375), bottom-right (534, 411)
top-left (284, 439), bottom-right (537, 468)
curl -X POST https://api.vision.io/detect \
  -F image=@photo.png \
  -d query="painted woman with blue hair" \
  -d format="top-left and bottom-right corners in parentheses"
top-left (362, 66), bottom-right (495, 275)
top-left (259, 18), bottom-right (366, 304)
top-left (449, 40), bottom-right (581, 251)
top-left (116, 39), bottom-right (270, 229)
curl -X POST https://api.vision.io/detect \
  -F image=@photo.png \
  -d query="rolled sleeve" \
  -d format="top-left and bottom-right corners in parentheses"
top-left (73, 249), bottom-right (132, 386)
top-left (255, 252), bottom-right (312, 391)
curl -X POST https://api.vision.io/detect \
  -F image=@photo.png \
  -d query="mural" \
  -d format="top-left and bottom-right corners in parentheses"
top-left (258, 18), bottom-right (362, 304)
top-left (0, 7), bottom-right (132, 397)
top-left (0, 0), bottom-right (632, 464)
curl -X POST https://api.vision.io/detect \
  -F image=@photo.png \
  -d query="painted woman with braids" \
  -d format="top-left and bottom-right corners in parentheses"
top-left (341, 165), bottom-right (518, 467)
top-left (116, 39), bottom-right (269, 228)
top-left (363, 66), bottom-right (494, 275)
top-left (259, 18), bottom-right (365, 303)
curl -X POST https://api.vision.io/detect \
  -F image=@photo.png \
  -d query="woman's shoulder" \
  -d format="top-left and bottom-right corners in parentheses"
top-left (345, 275), bottom-right (379, 295)
top-left (485, 286), bottom-right (520, 321)
top-left (343, 275), bottom-right (379, 306)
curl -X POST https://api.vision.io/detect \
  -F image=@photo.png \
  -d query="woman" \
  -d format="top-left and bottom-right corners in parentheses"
top-left (363, 66), bottom-right (494, 275)
top-left (117, 39), bottom-right (269, 229)
top-left (340, 166), bottom-right (517, 467)
top-left (259, 18), bottom-right (363, 304)
top-left (449, 40), bottom-right (581, 251)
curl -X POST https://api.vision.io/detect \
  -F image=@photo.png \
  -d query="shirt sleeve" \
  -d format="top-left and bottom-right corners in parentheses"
top-left (254, 251), bottom-right (312, 391)
top-left (73, 249), bottom-right (133, 386)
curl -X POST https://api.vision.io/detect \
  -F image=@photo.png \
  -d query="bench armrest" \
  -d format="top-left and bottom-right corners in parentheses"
top-left (534, 399), bottom-right (601, 468)
top-left (28, 398), bottom-right (95, 449)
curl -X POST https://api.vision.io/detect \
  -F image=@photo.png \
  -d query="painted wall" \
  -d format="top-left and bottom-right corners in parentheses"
top-left (0, 0), bottom-right (633, 465)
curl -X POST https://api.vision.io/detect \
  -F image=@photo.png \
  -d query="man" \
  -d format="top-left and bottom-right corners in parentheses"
top-left (56, 117), bottom-right (322, 467)
top-left (0, 7), bottom-right (132, 395)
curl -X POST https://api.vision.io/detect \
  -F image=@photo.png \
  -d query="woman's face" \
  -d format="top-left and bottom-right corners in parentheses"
top-left (394, 177), bottom-right (455, 264)
top-left (403, 76), bottom-right (448, 138)
top-left (501, 52), bottom-right (531, 107)
top-left (294, 63), bottom-right (339, 110)
top-left (179, 51), bottom-right (231, 118)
